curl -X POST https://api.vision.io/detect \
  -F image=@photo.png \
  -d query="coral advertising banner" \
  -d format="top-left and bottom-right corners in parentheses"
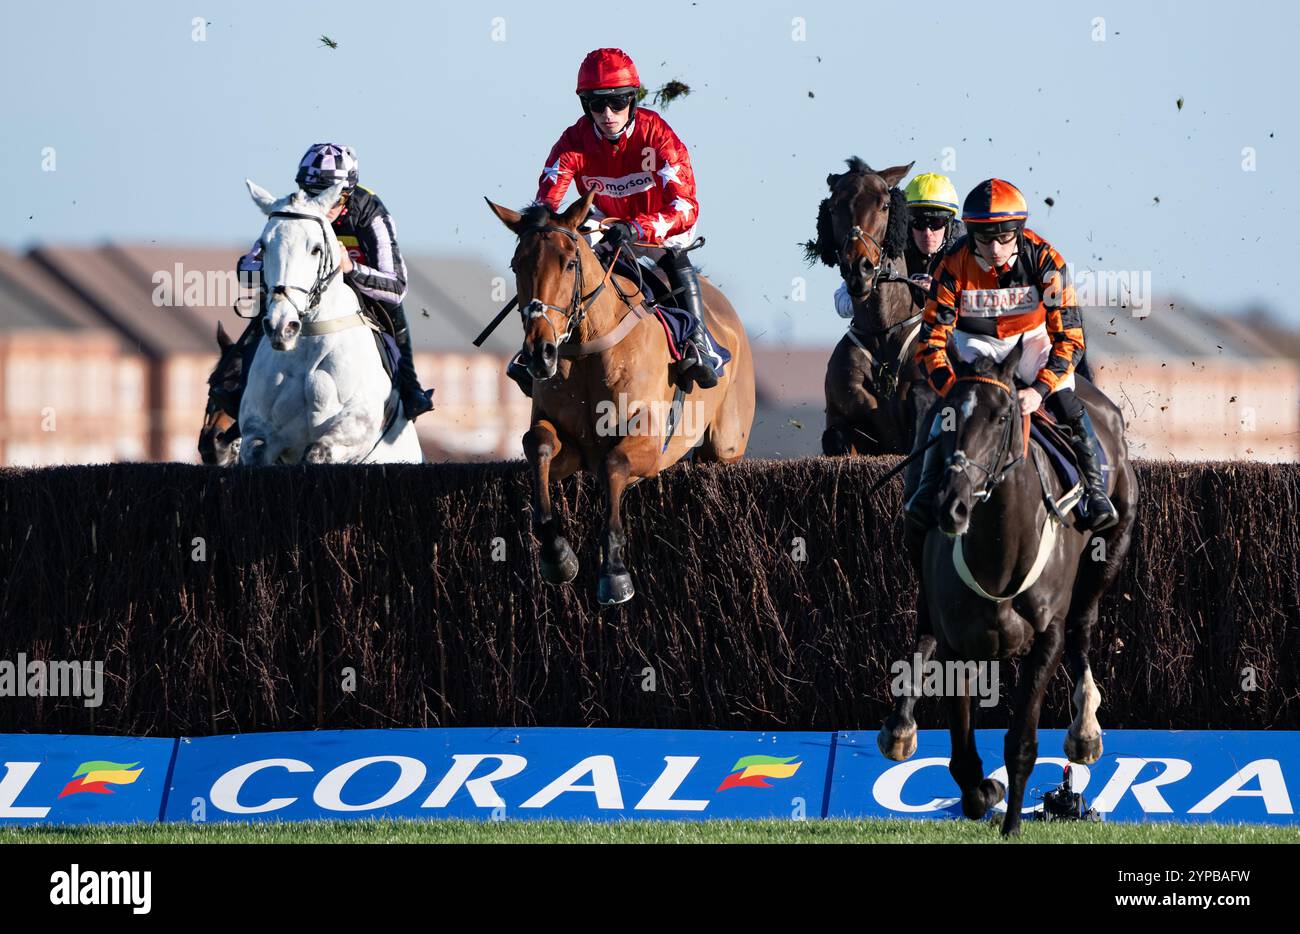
top-left (0, 734), bottom-right (173, 824)
top-left (1, 729), bottom-right (1296, 826)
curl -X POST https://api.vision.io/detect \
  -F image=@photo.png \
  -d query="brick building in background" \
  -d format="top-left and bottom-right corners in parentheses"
top-left (752, 301), bottom-right (1300, 462)
top-left (0, 242), bottom-right (1296, 465)
top-left (0, 243), bottom-right (528, 465)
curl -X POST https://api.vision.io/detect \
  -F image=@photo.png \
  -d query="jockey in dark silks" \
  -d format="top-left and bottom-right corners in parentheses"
top-left (230, 143), bottom-right (434, 422)
top-left (507, 47), bottom-right (719, 396)
top-left (903, 178), bottom-right (1117, 538)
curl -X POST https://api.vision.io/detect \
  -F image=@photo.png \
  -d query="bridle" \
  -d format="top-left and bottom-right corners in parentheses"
top-left (945, 375), bottom-right (1026, 501)
top-left (517, 224), bottom-right (621, 346)
top-left (838, 203), bottom-right (928, 399)
top-left (261, 210), bottom-right (342, 317)
top-left (839, 221), bottom-right (891, 302)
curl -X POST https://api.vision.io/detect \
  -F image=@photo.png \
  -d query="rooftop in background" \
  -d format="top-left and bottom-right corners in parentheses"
top-left (3, 241), bottom-right (1298, 369)
top-left (0, 248), bottom-right (116, 335)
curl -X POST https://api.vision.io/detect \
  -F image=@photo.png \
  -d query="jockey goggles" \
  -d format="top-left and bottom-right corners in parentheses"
top-left (583, 92), bottom-right (636, 113)
top-left (911, 214), bottom-right (951, 231)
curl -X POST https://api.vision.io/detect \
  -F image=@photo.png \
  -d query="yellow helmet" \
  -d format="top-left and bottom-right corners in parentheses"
top-left (903, 173), bottom-right (959, 214)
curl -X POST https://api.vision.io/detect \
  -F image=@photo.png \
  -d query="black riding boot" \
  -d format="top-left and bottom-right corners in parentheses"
top-left (388, 303), bottom-right (434, 419)
top-left (1066, 409), bottom-right (1119, 532)
top-left (506, 351), bottom-right (534, 397)
top-left (903, 421), bottom-right (945, 532)
top-left (660, 249), bottom-right (719, 390)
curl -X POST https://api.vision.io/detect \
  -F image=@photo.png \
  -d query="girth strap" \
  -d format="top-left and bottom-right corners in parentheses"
top-left (299, 313), bottom-right (375, 336)
top-left (558, 302), bottom-right (652, 358)
top-left (950, 446), bottom-right (1086, 602)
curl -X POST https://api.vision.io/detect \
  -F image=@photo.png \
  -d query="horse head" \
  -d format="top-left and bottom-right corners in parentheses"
top-left (935, 337), bottom-right (1028, 537)
top-left (247, 178), bottom-right (348, 352)
top-left (486, 189), bottom-right (603, 382)
top-left (198, 321), bottom-right (243, 465)
top-left (805, 157), bottom-right (913, 302)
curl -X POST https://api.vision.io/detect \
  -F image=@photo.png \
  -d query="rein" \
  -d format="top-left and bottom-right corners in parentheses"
top-left (944, 375), bottom-right (1086, 602)
top-left (945, 375), bottom-right (1026, 500)
top-left (485, 223), bottom-right (652, 358)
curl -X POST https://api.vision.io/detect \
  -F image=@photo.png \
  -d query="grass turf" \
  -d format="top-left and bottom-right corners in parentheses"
top-left (3, 818), bottom-right (1296, 844)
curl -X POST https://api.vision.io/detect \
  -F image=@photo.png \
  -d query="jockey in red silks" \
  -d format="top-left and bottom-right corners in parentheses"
top-left (506, 47), bottom-right (719, 396)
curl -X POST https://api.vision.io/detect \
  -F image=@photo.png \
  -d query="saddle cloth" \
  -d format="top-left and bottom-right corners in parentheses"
top-left (606, 248), bottom-right (732, 380)
top-left (359, 299), bottom-right (401, 429)
top-left (1029, 408), bottom-right (1108, 522)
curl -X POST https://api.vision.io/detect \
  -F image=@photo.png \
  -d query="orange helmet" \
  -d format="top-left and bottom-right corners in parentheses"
top-left (576, 48), bottom-right (641, 93)
top-left (962, 179), bottom-right (1029, 234)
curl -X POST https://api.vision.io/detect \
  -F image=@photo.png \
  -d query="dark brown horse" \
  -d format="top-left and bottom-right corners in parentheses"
top-left (198, 321), bottom-right (243, 466)
top-left (877, 340), bottom-right (1138, 836)
top-left (806, 158), bottom-right (934, 456)
top-left (487, 190), bottom-right (756, 604)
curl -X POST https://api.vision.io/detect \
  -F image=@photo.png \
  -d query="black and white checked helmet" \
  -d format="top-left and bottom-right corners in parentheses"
top-left (295, 143), bottom-right (359, 194)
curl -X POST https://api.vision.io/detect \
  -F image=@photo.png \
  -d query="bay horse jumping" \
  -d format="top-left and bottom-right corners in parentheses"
top-left (877, 339), bottom-right (1138, 836)
top-left (805, 158), bottom-right (934, 456)
top-left (486, 190), bottom-right (756, 605)
top-left (198, 321), bottom-right (242, 466)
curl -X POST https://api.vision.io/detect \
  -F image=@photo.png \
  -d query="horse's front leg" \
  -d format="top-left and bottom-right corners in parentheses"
top-left (304, 405), bottom-right (376, 463)
top-left (236, 419), bottom-right (280, 466)
top-left (596, 441), bottom-right (653, 605)
top-left (1001, 621), bottom-right (1065, 837)
top-left (943, 657), bottom-right (1005, 820)
top-left (877, 588), bottom-right (936, 761)
top-left (303, 365), bottom-right (377, 463)
top-left (523, 419), bottom-right (580, 584)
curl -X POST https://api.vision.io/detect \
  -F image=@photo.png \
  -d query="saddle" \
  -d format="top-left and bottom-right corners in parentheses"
top-left (606, 246), bottom-right (676, 306)
top-left (354, 295), bottom-right (402, 432)
top-left (1028, 407), bottom-right (1113, 526)
top-left (599, 246), bottom-right (732, 383)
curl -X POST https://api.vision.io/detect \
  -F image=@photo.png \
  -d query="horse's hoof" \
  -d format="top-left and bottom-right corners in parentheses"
top-left (1064, 732), bottom-right (1103, 765)
top-left (597, 571), bottom-right (635, 605)
top-left (540, 540), bottom-right (579, 585)
top-left (963, 778), bottom-right (1006, 820)
top-left (876, 723), bottom-right (917, 761)
top-left (304, 442), bottom-right (332, 464)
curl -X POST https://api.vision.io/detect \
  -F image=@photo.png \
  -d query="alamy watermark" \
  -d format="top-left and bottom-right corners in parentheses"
top-left (594, 392), bottom-right (708, 438)
top-left (151, 264), bottom-right (260, 308)
top-left (1044, 265), bottom-right (1154, 318)
top-left (889, 653), bottom-right (1000, 708)
top-left (0, 654), bottom-right (104, 708)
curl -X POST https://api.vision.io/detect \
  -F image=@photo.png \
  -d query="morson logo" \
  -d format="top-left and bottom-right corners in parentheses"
top-left (580, 172), bottom-right (655, 199)
top-left (717, 755), bottom-right (802, 791)
top-left (59, 761), bottom-right (143, 799)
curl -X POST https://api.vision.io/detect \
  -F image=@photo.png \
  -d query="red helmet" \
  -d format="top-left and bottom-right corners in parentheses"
top-left (576, 48), bottom-right (641, 93)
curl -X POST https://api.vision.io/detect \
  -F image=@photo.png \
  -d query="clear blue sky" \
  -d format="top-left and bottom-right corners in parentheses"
top-left (3, 0), bottom-right (1295, 344)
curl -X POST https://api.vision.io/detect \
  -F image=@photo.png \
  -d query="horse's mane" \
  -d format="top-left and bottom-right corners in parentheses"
top-left (803, 157), bottom-right (909, 267)
top-left (516, 202), bottom-right (560, 235)
top-left (961, 353), bottom-right (1003, 379)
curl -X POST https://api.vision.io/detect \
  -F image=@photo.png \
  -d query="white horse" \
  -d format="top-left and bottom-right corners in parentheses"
top-left (238, 179), bottom-right (423, 465)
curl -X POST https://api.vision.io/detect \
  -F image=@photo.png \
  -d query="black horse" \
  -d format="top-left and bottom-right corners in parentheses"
top-left (805, 158), bottom-right (935, 456)
top-left (198, 322), bottom-right (243, 466)
top-left (878, 339), bottom-right (1138, 836)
